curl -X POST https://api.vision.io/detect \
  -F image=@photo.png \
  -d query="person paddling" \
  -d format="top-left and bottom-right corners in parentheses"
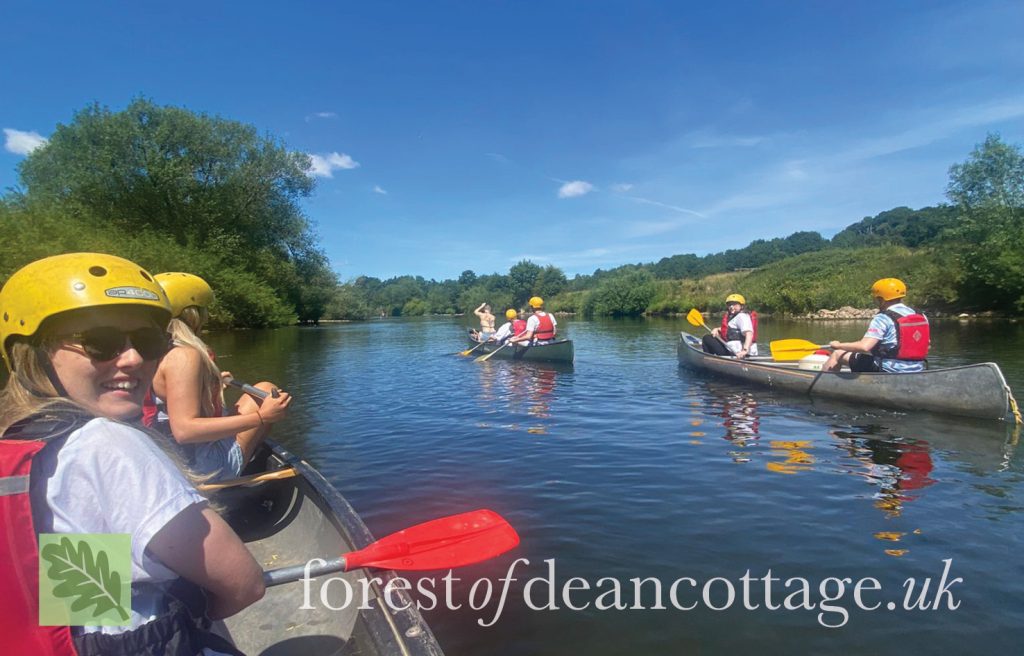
top-left (147, 272), bottom-right (291, 480)
top-left (492, 309), bottom-right (528, 344)
top-left (701, 293), bottom-right (758, 359)
top-left (0, 253), bottom-right (263, 654)
top-left (822, 278), bottom-right (929, 373)
top-left (509, 297), bottom-right (557, 346)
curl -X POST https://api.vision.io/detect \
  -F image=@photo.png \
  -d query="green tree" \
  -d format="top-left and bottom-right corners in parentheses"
top-left (13, 98), bottom-right (335, 326)
top-left (946, 133), bottom-right (1024, 310)
top-left (507, 260), bottom-right (542, 307)
top-left (589, 270), bottom-right (657, 316)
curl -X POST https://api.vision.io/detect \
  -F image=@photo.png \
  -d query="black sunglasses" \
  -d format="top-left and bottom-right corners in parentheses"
top-left (56, 326), bottom-right (170, 362)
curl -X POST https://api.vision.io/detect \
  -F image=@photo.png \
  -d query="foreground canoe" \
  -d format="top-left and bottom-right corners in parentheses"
top-left (210, 441), bottom-right (444, 656)
top-left (677, 331), bottom-right (1014, 421)
top-left (468, 337), bottom-right (575, 363)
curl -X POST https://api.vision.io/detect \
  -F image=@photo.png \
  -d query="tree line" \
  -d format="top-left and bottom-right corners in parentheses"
top-left (2, 99), bottom-right (1021, 324)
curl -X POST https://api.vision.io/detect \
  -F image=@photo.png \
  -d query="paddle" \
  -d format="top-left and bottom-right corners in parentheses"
top-left (262, 508), bottom-right (519, 586)
top-left (769, 339), bottom-right (831, 362)
top-left (475, 340), bottom-right (514, 362)
top-left (224, 376), bottom-right (280, 399)
top-left (197, 467), bottom-right (299, 492)
top-left (460, 340), bottom-right (489, 356)
top-left (686, 308), bottom-right (714, 334)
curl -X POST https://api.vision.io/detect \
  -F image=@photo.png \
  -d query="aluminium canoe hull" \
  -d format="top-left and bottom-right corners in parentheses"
top-left (211, 441), bottom-right (444, 656)
top-left (468, 337), bottom-right (575, 364)
top-left (677, 331), bottom-right (1012, 421)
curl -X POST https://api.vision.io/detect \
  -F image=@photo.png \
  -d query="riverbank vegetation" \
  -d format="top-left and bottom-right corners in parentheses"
top-left (2, 99), bottom-right (1021, 324)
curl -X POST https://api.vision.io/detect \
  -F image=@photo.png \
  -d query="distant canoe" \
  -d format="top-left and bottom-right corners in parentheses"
top-left (468, 337), bottom-right (575, 364)
top-left (677, 331), bottom-right (1014, 421)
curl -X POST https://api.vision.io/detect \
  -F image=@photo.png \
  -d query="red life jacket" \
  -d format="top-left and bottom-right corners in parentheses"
top-left (0, 438), bottom-right (77, 655)
top-left (877, 310), bottom-right (930, 361)
top-left (720, 311), bottom-right (758, 343)
top-left (1, 414), bottom-right (244, 656)
top-left (512, 319), bottom-right (527, 336)
top-left (533, 313), bottom-right (556, 341)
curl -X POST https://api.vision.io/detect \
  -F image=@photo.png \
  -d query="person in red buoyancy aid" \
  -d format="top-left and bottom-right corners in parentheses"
top-left (702, 293), bottom-right (758, 359)
top-left (509, 297), bottom-right (558, 347)
top-left (0, 254), bottom-right (263, 656)
top-left (823, 278), bottom-right (930, 373)
top-left (491, 308), bottom-right (528, 344)
top-left (147, 272), bottom-right (291, 482)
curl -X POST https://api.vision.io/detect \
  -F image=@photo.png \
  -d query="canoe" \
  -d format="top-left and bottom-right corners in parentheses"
top-left (468, 337), bottom-right (575, 364)
top-left (677, 331), bottom-right (1015, 421)
top-left (209, 440), bottom-right (444, 656)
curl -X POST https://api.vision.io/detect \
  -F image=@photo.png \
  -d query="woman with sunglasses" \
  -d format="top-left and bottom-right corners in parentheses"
top-left (146, 272), bottom-right (291, 481)
top-left (0, 253), bottom-right (263, 655)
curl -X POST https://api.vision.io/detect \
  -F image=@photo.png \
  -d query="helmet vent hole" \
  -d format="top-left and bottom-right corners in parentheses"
top-left (88, 266), bottom-right (107, 277)
top-left (2, 312), bottom-right (7, 321)
top-left (140, 270), bottom-right (153, 282)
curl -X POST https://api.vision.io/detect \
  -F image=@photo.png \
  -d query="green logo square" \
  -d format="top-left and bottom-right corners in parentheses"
top-left (38, 533), bottom-right (132, 626)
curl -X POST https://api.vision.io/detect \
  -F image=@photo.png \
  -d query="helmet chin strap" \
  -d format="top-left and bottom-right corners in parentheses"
top-left (31, 345), bottom-right (70, 399)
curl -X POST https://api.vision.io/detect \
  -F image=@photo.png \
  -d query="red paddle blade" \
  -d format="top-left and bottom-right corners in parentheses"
top-left (343, 509), bottom-right (519, 571)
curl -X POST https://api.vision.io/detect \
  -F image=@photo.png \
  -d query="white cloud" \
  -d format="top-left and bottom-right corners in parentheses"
top-left (4, 128), bottom-right (47, 155)
top-left (688, 130), bottom-right (767, 149)
top-left (628, 196), bottom-right (706, 218)
top-left (557, 180), bottom-right (594, 198)
top-left (308, 152), bottom-right (360, 178)
top-left (373, 185), bottom-right (387, 195)
top-left (305, 111), bottom-right (338, 122)
top-left (610, 183), bottom-right (634, 192)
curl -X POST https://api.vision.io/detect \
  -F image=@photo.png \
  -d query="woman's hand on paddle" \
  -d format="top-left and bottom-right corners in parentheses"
top-left (220, 371), bottom-right (233, 388)
top-left (829, 340), bottom-right (842, 349)
top-left (257, 389), bottom-right (292, 423)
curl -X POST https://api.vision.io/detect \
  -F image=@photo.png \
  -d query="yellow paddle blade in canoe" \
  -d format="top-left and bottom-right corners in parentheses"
top-left (770, 338), bottom-right (829, 361)
top-left (687, 308), bottom-right (709, 331)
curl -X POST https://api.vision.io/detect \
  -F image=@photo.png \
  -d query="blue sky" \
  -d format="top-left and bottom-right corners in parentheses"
top-left (2, 1), bottom-right (1023, 281)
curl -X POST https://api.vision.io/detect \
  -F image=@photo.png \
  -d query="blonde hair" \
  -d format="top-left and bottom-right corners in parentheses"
top-left (168, 309), bottom-right (224, 418)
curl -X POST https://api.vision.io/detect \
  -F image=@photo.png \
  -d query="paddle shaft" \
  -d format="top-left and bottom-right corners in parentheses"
top-left (224, 377), bottom-right (280, 399)
top-left (197, 467), bottom-right (298, 491)
top-left (461, 340), bottom-right (488, 356)
top-left (476, 341), bottom-right (514, 362)
top-left (264, 557), bottom-right (347, 587)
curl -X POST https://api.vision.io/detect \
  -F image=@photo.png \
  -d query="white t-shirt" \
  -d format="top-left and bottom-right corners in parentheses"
top-left (724, 312), bottom-right (758, 356)
top-left (32, 417), bottom-right (206, 635)
top-left (492, 322), bottom-right (513, 342)
top-left (525, 312), bottom-right (557, 341)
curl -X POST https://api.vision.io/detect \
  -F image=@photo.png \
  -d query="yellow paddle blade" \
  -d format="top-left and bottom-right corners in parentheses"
top-left (769, 338), bottom-right (828, 362)
top-left (686, 308), bottom-right (707, 329)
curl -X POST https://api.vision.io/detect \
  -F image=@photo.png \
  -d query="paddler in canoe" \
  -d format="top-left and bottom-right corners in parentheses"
top-left (701, 293), bottom-right (758, 359)
top-left (822, 278), bottom-right (929, 373)
top-left (146, 272), bottom-right (292, 481)
top-left (0, 253), bottom-right (264, 654)
top-left (492, 308), bottom-right (528, 344)
top-left (471, 302), bottom-right (496, 342)
top-left (508, 296), bottom-right (558, 346)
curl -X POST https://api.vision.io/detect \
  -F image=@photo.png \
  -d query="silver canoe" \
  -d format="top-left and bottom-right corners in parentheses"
top-left (468, 337), bottom-right (575, 364)
top-left (211, 441), bottom-right (444, 656)
top-left (677, 331), bottom-right (1014, 421)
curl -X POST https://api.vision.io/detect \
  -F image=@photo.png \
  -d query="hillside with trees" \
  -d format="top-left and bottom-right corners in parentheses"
top-left (2, 98), bottom-right (1021, 323)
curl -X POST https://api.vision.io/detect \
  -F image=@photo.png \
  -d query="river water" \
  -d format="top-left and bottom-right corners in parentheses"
top-left (207, 317), bottom-right (1024, 655)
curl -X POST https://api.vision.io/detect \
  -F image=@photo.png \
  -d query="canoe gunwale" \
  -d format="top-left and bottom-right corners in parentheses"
top-left (261, 441), bottom-right (445, 656)
top-left (677, 331), bottom-right (1012, 421)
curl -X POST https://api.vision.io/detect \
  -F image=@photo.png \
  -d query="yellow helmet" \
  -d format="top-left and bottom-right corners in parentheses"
top-left (529, 296), bottom-right (544, 308)
top-left (505, 309), bottom-right (518, 320)
top-left (870, 278), bottom-right (906, 302)
top-left (0, 253), bottom-right (171, 370)
top-left (725, 293), bottom-right (746, 305)
top-left (155, 272), bottom-right (215, 317)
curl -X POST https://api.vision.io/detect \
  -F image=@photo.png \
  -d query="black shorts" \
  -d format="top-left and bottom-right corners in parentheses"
top-left (849, 353), bottom-right (882, 372)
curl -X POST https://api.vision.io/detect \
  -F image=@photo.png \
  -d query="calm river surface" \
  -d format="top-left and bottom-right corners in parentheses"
top-left (207, 317), bottom-right (1024, 655)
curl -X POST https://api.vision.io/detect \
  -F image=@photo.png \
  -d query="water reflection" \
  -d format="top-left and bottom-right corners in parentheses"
top-left (473, 361), bottom-right (570, 433)
top-left (831, 427), bottom-right (936, 519)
